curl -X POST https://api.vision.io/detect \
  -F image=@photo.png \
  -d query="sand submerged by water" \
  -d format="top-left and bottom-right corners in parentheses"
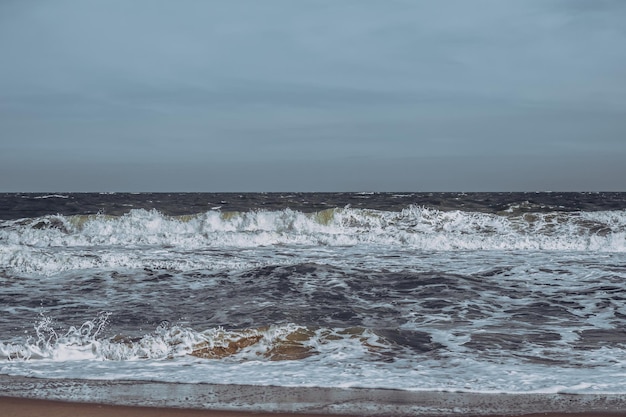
top-left (1, 375), bottom-right (626, 416)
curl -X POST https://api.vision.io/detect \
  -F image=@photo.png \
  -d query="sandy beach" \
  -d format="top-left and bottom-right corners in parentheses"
top-left (1, 376), bottom-right (626, 417)
top-left (0, 396), bottom-right (332, 417)
top-left (2, 396), bottom-right (626, 417)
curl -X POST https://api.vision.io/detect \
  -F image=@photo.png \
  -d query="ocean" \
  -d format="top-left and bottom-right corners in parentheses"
top-left (1, 192), bottom-right (626, 398)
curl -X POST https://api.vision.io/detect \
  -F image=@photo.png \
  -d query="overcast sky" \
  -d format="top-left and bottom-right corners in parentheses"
top-left (1, 0), bottom-right (624, 191)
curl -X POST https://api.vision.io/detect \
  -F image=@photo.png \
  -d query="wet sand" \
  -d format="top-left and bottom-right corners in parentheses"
top-left (2, 375), bottom-right (626, 416)
top-left (0, 396), bottom-right (327, 417)
top-left (1, 396), bottom-right (625, 417)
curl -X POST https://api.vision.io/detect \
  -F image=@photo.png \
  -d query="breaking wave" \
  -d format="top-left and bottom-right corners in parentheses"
top-left (1, 206), bottom-right (625, 275)
top-left (0, 314), bottom-right (393, 363)
top-left (1, 206), bottom-right (624, 251)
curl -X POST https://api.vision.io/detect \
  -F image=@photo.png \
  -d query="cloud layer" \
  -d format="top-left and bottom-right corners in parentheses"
top-left (1, 0), bottom-right (624, 191)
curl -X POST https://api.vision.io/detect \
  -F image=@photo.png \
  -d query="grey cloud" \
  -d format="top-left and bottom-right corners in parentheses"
top-left (0, 0), bottom-right (624, 191)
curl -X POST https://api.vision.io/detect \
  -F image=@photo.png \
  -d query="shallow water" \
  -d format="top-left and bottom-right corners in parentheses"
top-left (1, 193), bottom-right (625, 393)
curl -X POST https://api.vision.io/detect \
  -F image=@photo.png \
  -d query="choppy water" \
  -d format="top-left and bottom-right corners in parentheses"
top-left (1, 193), bottom-right (625, 393)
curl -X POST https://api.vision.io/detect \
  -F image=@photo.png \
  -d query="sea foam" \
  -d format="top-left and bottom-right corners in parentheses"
top-left (1, 207), bottom-right (625, 275)
top-left (1, 206), bottom-right (624, 248)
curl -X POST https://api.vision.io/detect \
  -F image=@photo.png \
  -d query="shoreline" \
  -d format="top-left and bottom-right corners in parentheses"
top-left (1, 375), bottom-right (626, 416)
top-left (1, 396), bottom-right (625, 417)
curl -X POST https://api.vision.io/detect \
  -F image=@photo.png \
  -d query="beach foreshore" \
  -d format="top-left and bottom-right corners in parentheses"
top-left (1, 397), bottom-right (626, 417)
top-left (1, 375), bottom-right (625, 416)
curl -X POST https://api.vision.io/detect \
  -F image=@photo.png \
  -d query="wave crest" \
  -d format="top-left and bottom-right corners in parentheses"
top-left (1, 207), bottom-right (625, 275)
top-left (1, 206), bottom-right (624, 249)
top-left (1, 314), bottom-right (395, 363)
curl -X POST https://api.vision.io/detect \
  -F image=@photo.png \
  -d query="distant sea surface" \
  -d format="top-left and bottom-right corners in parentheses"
top-left (1, 192), bottom-right (626, 393)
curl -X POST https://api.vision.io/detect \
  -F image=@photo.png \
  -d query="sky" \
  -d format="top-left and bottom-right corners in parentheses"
top-left (1, 0), bottom-right (625, 192)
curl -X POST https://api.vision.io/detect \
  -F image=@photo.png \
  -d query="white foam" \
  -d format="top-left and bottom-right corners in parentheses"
top-left (2, 313), bottom-right (626, 394)
top-left (0, 313), bottom-right (387, 362)
top-left (1, 207), bottom-right (625, 275)
top-left (31, 194), bottom-right (69, 199)
top-left (1, 207), bottom-right (625, 250)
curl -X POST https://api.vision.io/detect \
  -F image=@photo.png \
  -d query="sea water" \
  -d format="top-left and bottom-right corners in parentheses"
top-left (1, 193), bottom-right (625, 394)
